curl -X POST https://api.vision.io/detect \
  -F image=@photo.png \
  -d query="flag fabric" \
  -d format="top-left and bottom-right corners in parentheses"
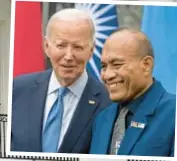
top-left (14, 1), bottom-right (45, 77)
top-left (75, 4), bottom-right (119, 81)
top-left (141, 6), bottom-right (177, 94)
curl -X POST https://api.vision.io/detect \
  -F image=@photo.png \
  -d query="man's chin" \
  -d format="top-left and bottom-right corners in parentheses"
top-left (110, 97), bottom-right (119, 102)
top-left (109, 94), bottom-right (124, 102)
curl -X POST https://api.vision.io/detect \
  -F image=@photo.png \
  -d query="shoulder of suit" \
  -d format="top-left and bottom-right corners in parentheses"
top-left (159, 82), bottom-right (176, 103)
top-left (154, 80), bottom-right (176, 108)
top-left (87, 74), bottom-right (110, 95)
top-left (155, 89), bottom-right (176, 119)
top-left (159, 91), bottom-right (176, 107)
top-left (87, 74), bottom-right (113, 108)
top-left (13, 69), bottom-right (52, 88)
top-left (96, 102), bottom-right (118, 118)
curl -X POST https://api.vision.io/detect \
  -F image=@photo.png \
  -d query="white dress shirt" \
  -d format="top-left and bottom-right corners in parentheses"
top-left (43, 70), bottom-right (88, 149)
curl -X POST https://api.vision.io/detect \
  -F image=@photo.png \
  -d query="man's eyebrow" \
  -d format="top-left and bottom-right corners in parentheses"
top-left (109, 58), bottom-right (125, 63)
top-left (111, 58), bottom-right (124, 63)
top-left (101, 57), bottom-right (124, 63)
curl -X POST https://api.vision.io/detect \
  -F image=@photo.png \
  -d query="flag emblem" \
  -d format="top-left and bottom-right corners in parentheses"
top-left (75, 3), bottom-right (118, 81)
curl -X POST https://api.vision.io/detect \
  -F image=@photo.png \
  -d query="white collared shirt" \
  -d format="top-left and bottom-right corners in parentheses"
top-left (43, 70), bottom-right (88, 149)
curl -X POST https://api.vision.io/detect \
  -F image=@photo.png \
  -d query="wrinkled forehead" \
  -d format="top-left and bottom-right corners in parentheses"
top-left (51, 17), bottom-right (91, 30)
top-left (47, 19), bottom-right (93, 42)
top-left (52, 18), bottom-right (90, 29)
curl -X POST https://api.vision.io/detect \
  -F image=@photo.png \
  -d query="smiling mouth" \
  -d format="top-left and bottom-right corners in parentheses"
top-left (109, 83), bottom-right (117, 88)
top-left (107, 81), bottom-right (124, 89)
top-left (61, 65), bottom-right (76, 68)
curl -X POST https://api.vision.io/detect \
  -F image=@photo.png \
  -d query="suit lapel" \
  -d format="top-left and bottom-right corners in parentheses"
top-left (94, 103), bottom-right (118, 154)
top-left (27, 70), bottom-right (51, 152)
top-left (117, 111), bottom-right (148, 155)
top-left (118, 80), bottom-right (165, 155)
top-left (59, 76), bottom-right (100, 153)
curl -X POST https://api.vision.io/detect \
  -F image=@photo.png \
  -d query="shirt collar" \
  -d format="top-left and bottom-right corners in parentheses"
top-left (48, 71), bottom-right (60, 95)
top-left (68, 70), bottom-right (88, 98)
top-left (48, 70), bottom-right (88, 99)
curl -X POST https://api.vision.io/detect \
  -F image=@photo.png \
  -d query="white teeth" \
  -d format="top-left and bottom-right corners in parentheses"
top-left (109, 83), bottom-right (117, 88)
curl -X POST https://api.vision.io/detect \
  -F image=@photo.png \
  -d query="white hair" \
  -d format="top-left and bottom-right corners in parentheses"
top-left (46, 8), bottom-right (95, 47)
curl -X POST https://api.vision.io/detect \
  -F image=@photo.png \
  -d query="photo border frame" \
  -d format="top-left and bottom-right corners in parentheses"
top-left (6, 0), bottom-right (177, 160)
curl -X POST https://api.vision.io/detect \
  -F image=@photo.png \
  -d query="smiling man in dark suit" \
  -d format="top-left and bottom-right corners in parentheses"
top-left (11, 8), bottom-right (111, 153)
top-left (90, 28), bottom-right (176, 156)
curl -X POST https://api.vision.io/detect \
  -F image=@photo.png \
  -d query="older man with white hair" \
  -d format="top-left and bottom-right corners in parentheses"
top-left (11, 8), bottom-right (111, 153)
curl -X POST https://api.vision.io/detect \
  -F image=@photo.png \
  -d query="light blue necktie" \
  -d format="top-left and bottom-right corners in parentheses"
top-left (42, 87), bottom-right (68, 152)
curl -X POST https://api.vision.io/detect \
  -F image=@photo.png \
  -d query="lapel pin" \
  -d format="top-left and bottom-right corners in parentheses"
top-left (130, 121), bottom-right (138, 128)
top-left (137, 123), bottom-right (145, 129)
top-left (131, 121), bottom-right (145, 129)
top-left (89, 100), bottom-right (95, 104)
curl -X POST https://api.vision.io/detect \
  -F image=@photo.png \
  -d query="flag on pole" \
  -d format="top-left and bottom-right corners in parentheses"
top-left (75, 3), bottom-right (119, 81)
top-left (141, 6), bottom-right (177, 94)
top-left (14, 1), bottom-right (45, 77)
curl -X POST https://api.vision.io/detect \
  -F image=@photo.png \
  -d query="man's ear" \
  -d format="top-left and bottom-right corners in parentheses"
top-left (89, 41), bottom-right (95, 59)
top-left (141, 56), bottom-right (154, 76)
top-left (91, 41), bottom-right (95, 52)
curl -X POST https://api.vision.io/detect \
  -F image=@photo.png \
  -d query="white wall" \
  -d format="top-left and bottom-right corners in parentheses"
top-left (0, 0), bottom-right (11, 114)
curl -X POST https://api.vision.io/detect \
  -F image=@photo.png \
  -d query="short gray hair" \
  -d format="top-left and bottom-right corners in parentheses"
top-left (46, 8), bottom-right (95, 47)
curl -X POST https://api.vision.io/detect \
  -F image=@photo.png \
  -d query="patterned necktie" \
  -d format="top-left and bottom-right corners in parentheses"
top-left (42, 87), bottom-right (68, 152)
top-left (110, 106), bottom-right (129, 155)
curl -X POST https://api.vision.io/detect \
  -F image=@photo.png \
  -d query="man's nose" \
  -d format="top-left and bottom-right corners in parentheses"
top-left (64, 46), bottom-right (74, 60)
